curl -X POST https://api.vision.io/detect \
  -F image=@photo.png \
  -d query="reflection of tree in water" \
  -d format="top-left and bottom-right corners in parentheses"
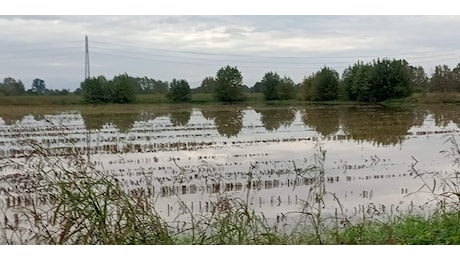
top-left (412, 108), bottom-right (429, 128)
top-left (200, 108), bottom-right (243, 138)
top-left (0, 113), bottom-right (39, 125)
top-left (137, 110), bottom-right (169, 122)
top-left (423, 104), bottom-right (460, 127)
top-left (169, 110), bottom-right (192, 127)
top-left (0, 111), bottom-right (52, 125)
top-left (301, 106), bottom-right (340, 137)
top-left (254, 107), bottom-right (296, 132)
top-left (341, 106), bottom-right (416, 146)
top-left (81, 112), bottom-right (139, 132)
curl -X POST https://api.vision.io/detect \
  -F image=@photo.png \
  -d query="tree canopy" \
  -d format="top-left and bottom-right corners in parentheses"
top-left (0, 77), bottom-right (25, 96)
top-left (167, 79), bottom-right (191, 102)
top-left (81, 73), bottom-right (137, 104)
top-left (214, 65), bottom-right (245, 102)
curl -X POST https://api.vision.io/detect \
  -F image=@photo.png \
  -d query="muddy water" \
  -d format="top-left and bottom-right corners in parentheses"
top-left (1, 104), bottom-right (459, 229)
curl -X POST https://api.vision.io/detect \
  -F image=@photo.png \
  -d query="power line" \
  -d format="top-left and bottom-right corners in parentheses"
top-left (90, 39), bottom-right (460, 61)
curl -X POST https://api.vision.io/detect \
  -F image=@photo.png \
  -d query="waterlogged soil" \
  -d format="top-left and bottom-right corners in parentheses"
top-left (1, 104), bottom-right (459, 229)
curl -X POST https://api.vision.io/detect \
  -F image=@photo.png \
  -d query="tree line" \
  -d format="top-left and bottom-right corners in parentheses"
top-left (0, 77), bottom-right (70, 96)
top-left (3, 58), bottom-right (460, 103)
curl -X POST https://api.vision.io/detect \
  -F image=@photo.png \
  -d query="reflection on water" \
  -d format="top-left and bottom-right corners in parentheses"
top-left (81, 112), bottom-right (139, 132)
top-left (341, 106), bottom-right (417, 146)
top-left (301, 105), bottom-right (341, 137)
top-left (201, 108), bottom-right (244, 138)
top-left (169, 110), bottom-right (192, 127)
top-left (1, 104), bottom-right (460, 232)
top-left (255, 107), bottom-right (296, 131)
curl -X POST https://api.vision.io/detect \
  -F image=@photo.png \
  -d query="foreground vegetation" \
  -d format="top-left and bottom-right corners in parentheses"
top-left (1, 135), bottom-right (459, 245)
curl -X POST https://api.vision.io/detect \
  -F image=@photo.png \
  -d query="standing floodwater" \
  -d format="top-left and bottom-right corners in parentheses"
top-left (1, 104), bottom-right (459, 241)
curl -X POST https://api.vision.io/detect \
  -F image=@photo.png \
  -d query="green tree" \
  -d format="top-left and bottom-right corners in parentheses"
top-left (430, 65), bottom-right (452, 92)
top-left (251, 81), bottom-right (264, 93)
top-left (368, 59), bottom-right (411, 102)
top-left (352, 63), bottom-right (373, 102)
top-left (214, 65), bottom-right (245, 102)
top-left (452, 63), bottom-right (460, 92)
top-left (80, 76), bottom-right (110, 104)
top-left (341, 62), bottom-right (364, 101)
top-left (30, 78), bottom-right (48, 95)
top-left (409, 66), bottom-right (429, 93)
top-left (0, 77), bottom-right (25, 96)
top-left (312, 66), bottom-right (340, 101)
top-left (135, 77), bottom-right (169, 94)
top-left (261, 72), bottom-right (281, 101)
top-left (300, 75), bottom-right (315, 101)
top-left (341, 59), bottom-right (412, 102)
top-left (81, 74), bottom-right (137, 104)
top-left (109, 74), bottom-right (138, 104)
top-left (198, 76), bottom-right (217, 94)
top-left (279, 76), bottom-right (296, 100)
top-left (167, 79), bottom-right (191, 102)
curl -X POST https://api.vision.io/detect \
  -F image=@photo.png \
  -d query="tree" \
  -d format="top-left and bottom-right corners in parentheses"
top-left (279, 76), bottom-right (296, 100)
top-left (251, 81), bottom-right (264, 93)
top-left (214, 65), bottom-right (245, 102)
top-left (167, 79), bottom-right (191, 102)
top-left (341, 62), bottom-right (364, 101)
top-left (452, 63), bottom-right (460, 92)
top-left (368, 59), bottom-right (411, 101)
top-left (262, 72), bottom-right (281, 100)
top-left (311, 66), bottom-right (340, 101)
top-left (30, 78), bottom-right (47, 95)
top-left (0, 77), bottom-right (25, 96)
top-left (199, 76), bottom-right (217, 94)
top-left (353, 64), bottom-right (373, 102)
top-left (81, 76), bottom-right (110, 104)
top-left (110, 74), bottom-right (138, 104)
top-left (135, 77), bottom-right (168, 94)
top-left (409, 66), bottom-right (429, 93)
top-left (300, 75), bottom-right (315, 101)
top-left (341, 59), bottom-right (412, 102)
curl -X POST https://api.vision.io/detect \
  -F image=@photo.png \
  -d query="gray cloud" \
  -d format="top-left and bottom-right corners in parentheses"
top-left (1, 15), bottom-right (459, 90)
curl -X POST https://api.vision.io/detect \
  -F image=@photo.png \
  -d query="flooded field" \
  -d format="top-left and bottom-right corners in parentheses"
top-left (1, 104), bottom-right (460, 240)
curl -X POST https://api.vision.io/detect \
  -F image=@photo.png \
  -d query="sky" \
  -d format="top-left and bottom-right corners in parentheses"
top-left (1, 2), bottom-right (460, 91)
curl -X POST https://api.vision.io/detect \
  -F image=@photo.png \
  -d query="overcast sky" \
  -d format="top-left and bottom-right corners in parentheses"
top-left (1, 15), bottom-right (460, 90)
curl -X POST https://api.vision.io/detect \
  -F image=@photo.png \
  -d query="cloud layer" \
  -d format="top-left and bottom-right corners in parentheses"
top-left (1, 15), bottom-right (459, 90)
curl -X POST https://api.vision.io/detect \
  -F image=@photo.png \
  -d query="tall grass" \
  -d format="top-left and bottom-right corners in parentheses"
top-left (0, 140), bottom-right (172, 244)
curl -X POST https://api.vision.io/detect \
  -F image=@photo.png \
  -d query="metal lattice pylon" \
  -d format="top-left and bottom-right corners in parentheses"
top-left (85, 35), bottom-right (90, 79)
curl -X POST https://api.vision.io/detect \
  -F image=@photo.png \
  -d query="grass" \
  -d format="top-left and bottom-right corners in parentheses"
top-left (334, 212), bottom-right (460, 244)
top-left (0, 95), bottom-right (84, 106)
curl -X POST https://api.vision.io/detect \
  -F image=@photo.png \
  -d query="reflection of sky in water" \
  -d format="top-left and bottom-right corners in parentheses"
top-left (1, 106), bottom-right (459, 225)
